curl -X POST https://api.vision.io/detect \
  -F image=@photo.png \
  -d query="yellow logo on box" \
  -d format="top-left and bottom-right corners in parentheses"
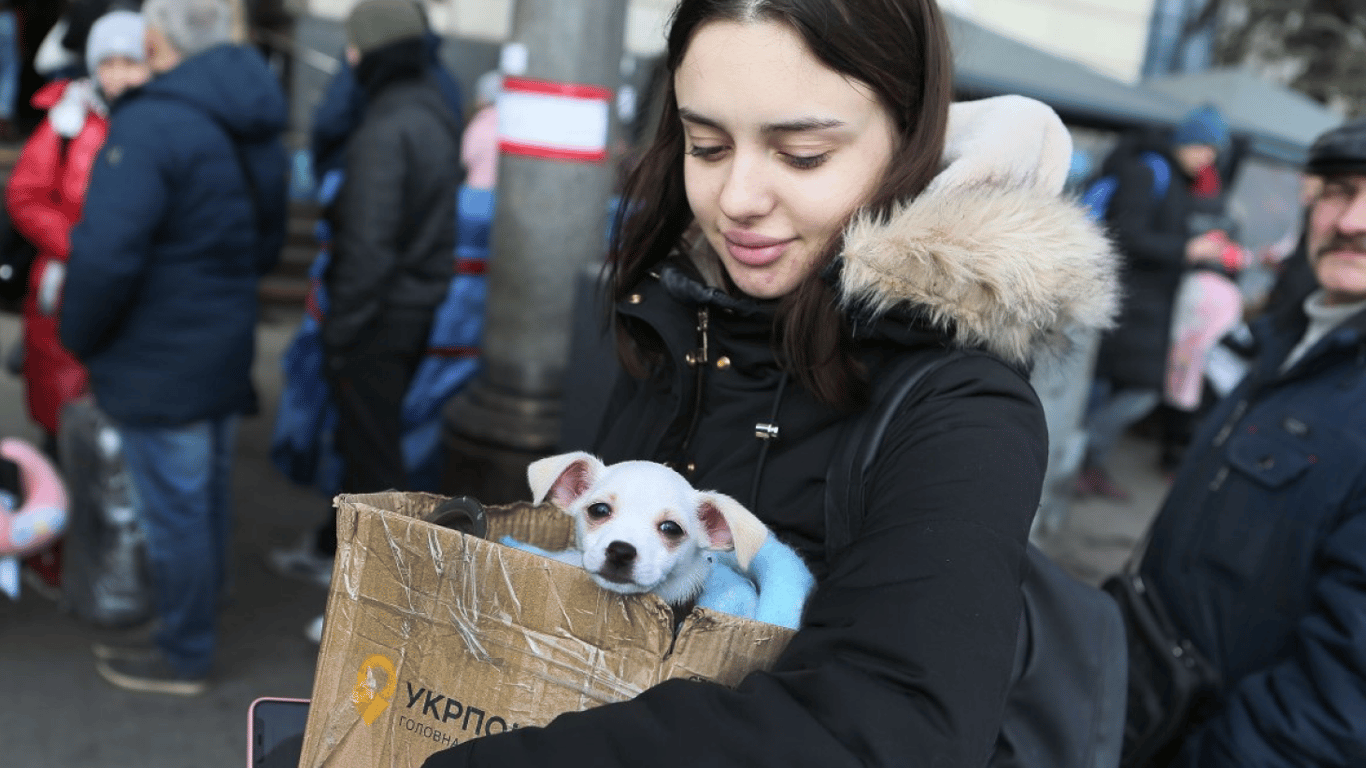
top-left (352, 654), bottom-right (398, 725)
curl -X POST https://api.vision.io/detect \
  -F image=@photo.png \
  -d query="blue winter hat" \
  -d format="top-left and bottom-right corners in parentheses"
top-left (1172, 104), bottom-right (1230, 152)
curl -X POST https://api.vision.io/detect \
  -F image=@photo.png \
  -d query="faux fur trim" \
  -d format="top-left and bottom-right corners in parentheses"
top-left (839, 184), bottom-right (1120, 367)
top-left (838, 95), bottom-right (1119, 366)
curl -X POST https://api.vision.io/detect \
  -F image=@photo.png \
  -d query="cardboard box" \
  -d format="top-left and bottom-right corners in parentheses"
top-left (299, 492), bottom-right (796, 767)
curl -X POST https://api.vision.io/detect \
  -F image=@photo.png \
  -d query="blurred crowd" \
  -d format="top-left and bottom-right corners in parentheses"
top-left (0, 0), bottom-right (499, 696)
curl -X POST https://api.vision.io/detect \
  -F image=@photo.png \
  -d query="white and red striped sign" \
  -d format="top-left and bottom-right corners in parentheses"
top-left (498, 76), bottom-right (612, 163)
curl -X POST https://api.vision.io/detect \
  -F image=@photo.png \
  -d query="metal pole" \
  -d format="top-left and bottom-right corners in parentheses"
top-left (441, 0), bottom-right (628, 503)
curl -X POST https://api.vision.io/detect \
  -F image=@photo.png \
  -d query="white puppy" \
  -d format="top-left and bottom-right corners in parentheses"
top-left (526, 451), bottom-right (769, 608)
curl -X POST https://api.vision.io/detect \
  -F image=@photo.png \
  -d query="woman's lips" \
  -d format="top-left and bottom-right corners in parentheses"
top-left (723, 232), bottom-right (793, 267)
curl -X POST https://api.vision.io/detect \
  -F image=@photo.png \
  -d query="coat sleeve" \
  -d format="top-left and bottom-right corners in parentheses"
top-left (59, 113), bottom-right (167, 360)
top-left (1169, 497), bottom-right (1366, 768)
top-left (1106, 155), bottom-right (1189, 271)
top-left (420, 356), bottom-right (1045, 768)
top-left (322, 116), bottom-right (408, 351)
top-left (6, 118), bottom-right (75, 259)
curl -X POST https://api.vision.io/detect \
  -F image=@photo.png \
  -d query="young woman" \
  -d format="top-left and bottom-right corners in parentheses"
top-left (9, 9), bottom-right (149, 448)
top-left (424, 0), bottom-right (1117, 765)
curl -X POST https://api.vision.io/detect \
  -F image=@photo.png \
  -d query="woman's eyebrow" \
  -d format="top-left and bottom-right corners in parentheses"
top-left (678, 107), bottom-right (722, 130)
top-left (761, 117), bottom-right (846, 135)
top-left (678, 108), bottom-right (845, 135)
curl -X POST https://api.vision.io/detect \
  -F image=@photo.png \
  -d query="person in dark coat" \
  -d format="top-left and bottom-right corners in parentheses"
top-left (322, 0), bottom-right (459, 514)
top-left (58, 0), bottom-right (288, 696)
top-left (1078, 105), bottom-right (1233, 498)
top-left (1131, 118), bottom-right (1366, 768)
top-left (265, 2), bottom-right (464, 629)
top-left (419, 1), bottom-right (1119, 766)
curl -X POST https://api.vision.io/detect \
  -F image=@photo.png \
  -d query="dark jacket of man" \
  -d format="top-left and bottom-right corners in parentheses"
top-left (60, 43), bottom-right (288, 427)
top-left (1140, 299), bottom-right (1366, 767)
top-left (322, 51), bottom-right (461, 353)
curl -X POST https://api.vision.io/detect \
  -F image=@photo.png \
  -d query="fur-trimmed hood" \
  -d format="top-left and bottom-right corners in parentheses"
top-left (838, 96), bottom-right (1120, 367)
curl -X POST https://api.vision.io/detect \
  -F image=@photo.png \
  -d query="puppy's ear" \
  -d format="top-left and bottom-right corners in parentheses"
top-left (696, 492), bottom-right (769, 570)
top-left (527, 451), bottom-right (604, 510)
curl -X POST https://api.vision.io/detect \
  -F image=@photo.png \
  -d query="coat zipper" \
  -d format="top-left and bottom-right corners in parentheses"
top-left (677, 306), bottom-right (710, 464)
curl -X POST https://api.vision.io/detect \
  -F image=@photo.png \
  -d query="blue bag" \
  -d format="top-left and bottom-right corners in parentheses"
top-left (1080, 150), bottom-right (1171, 222)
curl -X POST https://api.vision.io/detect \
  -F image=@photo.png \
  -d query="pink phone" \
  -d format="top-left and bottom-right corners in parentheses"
top-left (247, 697), bottom-right (310, 768)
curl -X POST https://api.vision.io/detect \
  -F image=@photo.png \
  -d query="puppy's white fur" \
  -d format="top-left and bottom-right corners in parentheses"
top-left (527, 452), bottom-right (769, 607)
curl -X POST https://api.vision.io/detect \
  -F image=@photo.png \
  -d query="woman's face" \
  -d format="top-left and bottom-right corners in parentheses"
top-left (96, 55), bottom-right (150, 100)
top-left (675, 20), bottom-right (897, 299)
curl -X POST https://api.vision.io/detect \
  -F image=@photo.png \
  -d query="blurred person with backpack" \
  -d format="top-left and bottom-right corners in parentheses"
top-left (1077, 104), bottom-right (1234, 499)
top-left (58, 0), bottom-right (287, 695)
top-left (7, 9), bottom-right (150, 457)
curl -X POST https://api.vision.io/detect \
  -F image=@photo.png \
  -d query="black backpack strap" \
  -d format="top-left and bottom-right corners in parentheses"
top-left (823, 347), bottom-right (965, 564)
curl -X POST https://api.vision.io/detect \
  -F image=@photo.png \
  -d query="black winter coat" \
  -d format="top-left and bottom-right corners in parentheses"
top-left (323, 77), bottom-right (461, 351)
top-left (422, 97), bottom-right (1120, 768)
top-left (1094, 147), bottom-right (1211, 390)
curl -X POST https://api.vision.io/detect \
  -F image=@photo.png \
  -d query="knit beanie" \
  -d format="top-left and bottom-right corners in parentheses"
top-left (346, 0), bottom-right (427, 57)
top-left (85, 10), bottom-right (146, 77)
top-left (1172, 104), bottom-right (1230, 152)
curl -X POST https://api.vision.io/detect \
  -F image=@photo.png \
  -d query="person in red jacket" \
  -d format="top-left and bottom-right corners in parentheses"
top-left (7, 9), bottom-right (149, 449)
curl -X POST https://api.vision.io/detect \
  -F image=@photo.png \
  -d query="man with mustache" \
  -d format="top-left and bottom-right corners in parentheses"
top-left (1126, 118), bottom-right (1366, 767)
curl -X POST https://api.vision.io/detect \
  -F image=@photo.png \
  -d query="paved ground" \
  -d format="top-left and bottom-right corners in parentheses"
top-left (1035, 430), bottom-right (1171, 587)
top-left (0, 309), bottom-right (1172, 767)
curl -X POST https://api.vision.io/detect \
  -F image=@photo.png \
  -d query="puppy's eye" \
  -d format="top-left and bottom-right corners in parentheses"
top-left (659, 520), bottom-right (685, 538)
top-left (586, 502), bottom-right (611, 520)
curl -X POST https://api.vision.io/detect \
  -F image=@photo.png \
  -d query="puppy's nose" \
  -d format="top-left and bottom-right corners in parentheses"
top-left (605, 541), bottom-right (637, 566)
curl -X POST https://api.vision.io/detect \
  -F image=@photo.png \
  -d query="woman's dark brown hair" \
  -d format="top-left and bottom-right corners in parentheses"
top-left (608, 0), bottom-right (953, 408)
